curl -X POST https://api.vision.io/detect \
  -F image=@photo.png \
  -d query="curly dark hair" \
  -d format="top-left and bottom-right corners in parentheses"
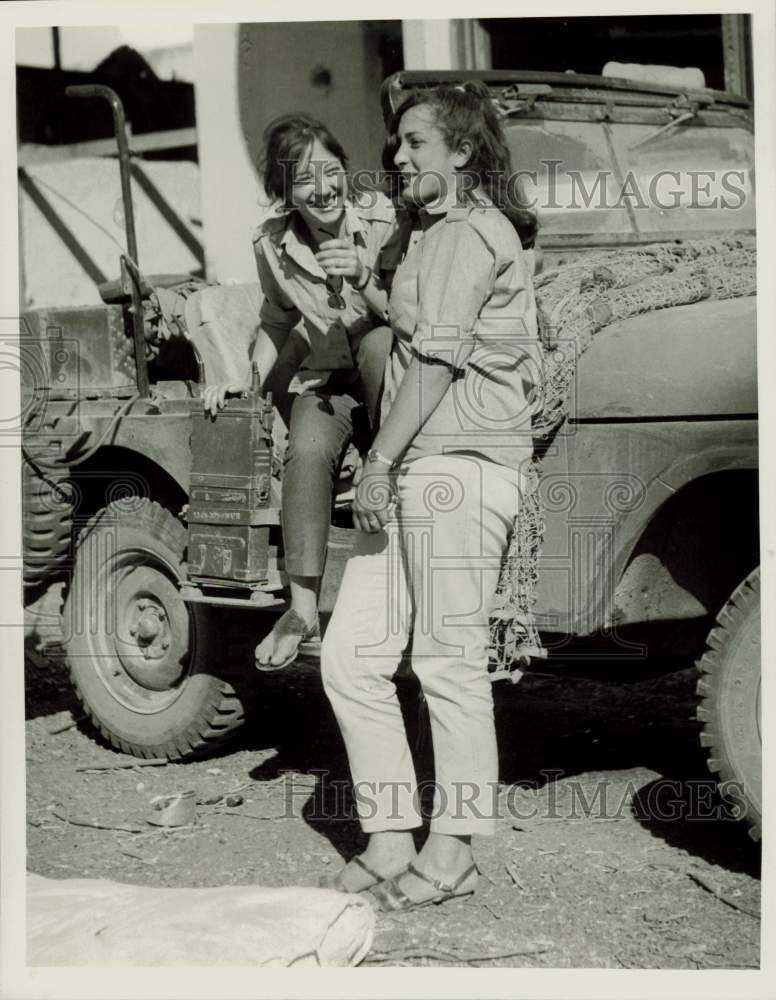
top-left (384, 80), bottom-right (538, 249)
top-left (260, 114), bottom-right (349, 206)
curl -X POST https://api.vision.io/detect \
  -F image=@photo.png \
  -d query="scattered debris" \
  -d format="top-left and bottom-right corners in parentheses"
top-left (118, 849), bottom-right (158, 865)
top-left (25, 645), bottom-right (762, 970)
top-left (146, 791), bottom-right (197, 828)
top-left (686, 870), bottom-right (760, 920)
top-left (48, 714), bottom-right (87, 735)
top-left (52, 810), bottom-right (143, 834)
top-left (505, 862), bottom-right (527, 890)
top-left (224, 794), bottom-right (244, 808)
top-left (364, 942), bottom-right (552, 965)
top-left (213, 809), bottom-right (287, 821)
top-left (76, 759), bottom-right (169, 772)
top-left (465, 899), bottom-right (502, 921)
top-left (643, 910), bottom-right (690, 923)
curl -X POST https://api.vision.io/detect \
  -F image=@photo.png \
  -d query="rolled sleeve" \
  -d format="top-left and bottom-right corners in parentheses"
top-left (254, 240), bottom-right (301, 338)
top-left (411, 221), bottom-right (495, 372)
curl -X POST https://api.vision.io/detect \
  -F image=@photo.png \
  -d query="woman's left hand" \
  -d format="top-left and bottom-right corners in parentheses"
top-left (353, 462), bottom-right (396, 533)
top-left (316, 239), bottom-right (366, 284)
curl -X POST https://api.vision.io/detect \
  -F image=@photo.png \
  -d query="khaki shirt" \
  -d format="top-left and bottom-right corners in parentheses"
top-left (253, 193), bottom-right (396, 389)
top-left (381, 194), bottom-right (541, 475)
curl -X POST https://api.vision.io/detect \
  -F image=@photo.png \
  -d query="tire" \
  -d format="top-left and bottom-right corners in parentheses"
top-left (22, 454), bottom-right (73, 592)
top-left (63, 498), bottom-right (248, 760)
top-left (696, 567), bottom-right (761, 840)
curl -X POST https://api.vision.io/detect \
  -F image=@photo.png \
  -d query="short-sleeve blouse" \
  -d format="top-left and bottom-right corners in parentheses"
top-left (380, 193), bottom-right (541, 475)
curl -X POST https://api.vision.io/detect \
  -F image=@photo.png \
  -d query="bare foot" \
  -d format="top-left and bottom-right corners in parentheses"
top-left (254, 609), bottom-right (319, 670)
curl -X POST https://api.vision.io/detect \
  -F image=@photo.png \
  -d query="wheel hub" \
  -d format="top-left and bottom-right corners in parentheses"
top-left (129, 599), bottom-right (171, 659)
top-left (114, 567), bottom-right (189, 691)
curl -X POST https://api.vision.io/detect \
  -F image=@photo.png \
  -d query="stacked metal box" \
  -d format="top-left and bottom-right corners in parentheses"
top-left (186, 379), bottom-right (278, 588)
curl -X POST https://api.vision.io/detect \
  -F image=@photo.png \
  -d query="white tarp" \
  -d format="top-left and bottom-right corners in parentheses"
top-left (27, 874), bottom-right (375, 966)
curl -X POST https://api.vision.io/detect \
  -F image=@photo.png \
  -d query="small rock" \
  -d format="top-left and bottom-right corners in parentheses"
top-left (225, 794), bottom-right (244, 808)
top-left (206, 768), bottom-right (223, 776)
top-left (136, 783), bottom-right (145, 792)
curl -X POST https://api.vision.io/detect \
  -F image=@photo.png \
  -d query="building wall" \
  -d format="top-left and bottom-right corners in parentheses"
top-left (19, 159), bottom-right (202, 308)
top-left (194, 21), bottom-right (388, 283)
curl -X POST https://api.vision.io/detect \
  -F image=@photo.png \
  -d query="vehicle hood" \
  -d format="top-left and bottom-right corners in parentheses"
top-left (571, 296), bottom-right (757, 419)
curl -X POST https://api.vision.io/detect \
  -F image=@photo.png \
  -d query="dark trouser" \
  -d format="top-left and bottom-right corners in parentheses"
top-left (281, 326), bottom-right (391, 578)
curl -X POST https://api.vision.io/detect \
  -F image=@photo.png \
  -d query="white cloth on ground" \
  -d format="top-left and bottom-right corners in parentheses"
top-left (27, 873), bottom-right (375, 966)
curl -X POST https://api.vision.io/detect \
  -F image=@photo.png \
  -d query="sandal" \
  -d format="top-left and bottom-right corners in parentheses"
top-left (254, 609), bottom-right (320, 672)
top-left (368, 861), bottom-right (478, 913)
top-left (319, 855), bottom-right (407, 894)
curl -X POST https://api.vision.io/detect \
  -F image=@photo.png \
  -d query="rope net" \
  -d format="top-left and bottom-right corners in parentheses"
top-left (489, 235), bottom-right (756, 674)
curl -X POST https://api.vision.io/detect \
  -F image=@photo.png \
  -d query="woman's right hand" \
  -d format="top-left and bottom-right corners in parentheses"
top-left (353, 462), bottom-right (396, 533)
top-left (202, 381), bottom-right (248, 417)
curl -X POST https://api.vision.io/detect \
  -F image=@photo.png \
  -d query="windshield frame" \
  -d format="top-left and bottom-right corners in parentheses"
top-left (504, 108), bottom-right (754, 249)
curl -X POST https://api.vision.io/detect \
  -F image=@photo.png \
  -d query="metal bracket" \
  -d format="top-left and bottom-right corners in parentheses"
top-left (179, 583), bottom-right (285, 609)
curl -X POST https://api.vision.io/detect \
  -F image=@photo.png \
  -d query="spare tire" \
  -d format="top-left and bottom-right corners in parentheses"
top-left (696, 567), bottom-right (761, 840)
top-left (63, 498), bottom-right (249, 760)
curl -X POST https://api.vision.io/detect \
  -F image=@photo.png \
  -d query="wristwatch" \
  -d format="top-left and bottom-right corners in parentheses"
top-left (366, 448), bottom-right (394, 468)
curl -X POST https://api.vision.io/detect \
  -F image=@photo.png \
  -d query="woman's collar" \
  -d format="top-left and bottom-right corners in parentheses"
top-left (418, 187), bottom-right (495, 223)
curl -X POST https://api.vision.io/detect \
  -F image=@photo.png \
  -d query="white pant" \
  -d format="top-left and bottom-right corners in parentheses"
top-left (321, 454), bottom-right (521, 836)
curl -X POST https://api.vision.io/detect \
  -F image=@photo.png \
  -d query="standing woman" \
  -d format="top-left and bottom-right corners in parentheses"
top-left (204, 115), bottom-right (396, 670)
top-left (320, 82), bottom-right (539, 907)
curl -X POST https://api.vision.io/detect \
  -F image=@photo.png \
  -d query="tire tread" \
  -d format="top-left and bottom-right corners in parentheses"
top-left (66, 498), bottom-right (248, 762)
top-left (695, 567), bottom-right (761, 841)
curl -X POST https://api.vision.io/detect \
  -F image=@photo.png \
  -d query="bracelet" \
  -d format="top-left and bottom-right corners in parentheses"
top-left (366, 447), bottom-right (394, 468)
top-left (353, 265), bottom-right (372, 291)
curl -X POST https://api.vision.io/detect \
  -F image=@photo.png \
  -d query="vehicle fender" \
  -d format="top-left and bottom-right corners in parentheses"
top-left (109, 413), bottom-right (192, 493)
top-left (534, 420), bottom-right (758, 635)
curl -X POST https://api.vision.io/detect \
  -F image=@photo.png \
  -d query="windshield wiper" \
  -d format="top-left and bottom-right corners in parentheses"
top-left (497, 83), bottom-right (553, 116)
top-left (627, 98), bottom-right (702, 151)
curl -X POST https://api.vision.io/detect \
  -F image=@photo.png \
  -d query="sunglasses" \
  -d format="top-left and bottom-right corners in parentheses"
top-left (325, 274), bottom-right (346, 310)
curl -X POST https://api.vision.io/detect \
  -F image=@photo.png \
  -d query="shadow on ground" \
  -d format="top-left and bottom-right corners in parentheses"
top-left (24, 584), bottom-right (760, 882)
top-left (234, 657), bottom-right (760, 878)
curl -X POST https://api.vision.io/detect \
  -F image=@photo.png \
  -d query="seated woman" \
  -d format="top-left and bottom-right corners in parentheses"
top-left (204, 114), bottom-right (396, 670)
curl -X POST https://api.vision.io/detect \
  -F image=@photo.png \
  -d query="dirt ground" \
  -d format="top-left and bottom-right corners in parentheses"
top-left (24, 585), bottom-right (761, 969)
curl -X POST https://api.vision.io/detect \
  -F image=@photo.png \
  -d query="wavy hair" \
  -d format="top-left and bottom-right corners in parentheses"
top-left (384, 80), bottom-right (537, 249)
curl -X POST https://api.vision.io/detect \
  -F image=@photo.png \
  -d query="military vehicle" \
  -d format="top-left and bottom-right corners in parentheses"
top-left (21, 71), bottom-right (759, 838)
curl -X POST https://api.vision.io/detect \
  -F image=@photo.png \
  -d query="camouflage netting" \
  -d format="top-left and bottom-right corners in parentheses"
top-left (489, 236), bottom-right (757, 674)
